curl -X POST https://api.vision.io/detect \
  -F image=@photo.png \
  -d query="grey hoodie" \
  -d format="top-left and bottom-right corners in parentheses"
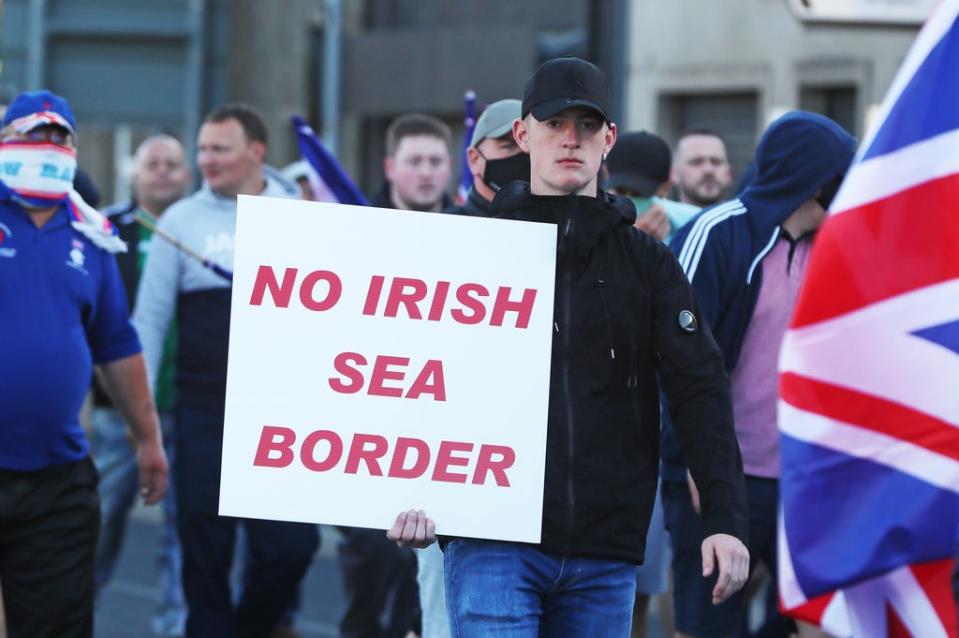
top-left (133, 175), bottom-right (295, 411)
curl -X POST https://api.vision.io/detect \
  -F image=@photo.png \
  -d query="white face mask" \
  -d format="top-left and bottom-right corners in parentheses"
top-left (0, 141), bottom-right (77, 207)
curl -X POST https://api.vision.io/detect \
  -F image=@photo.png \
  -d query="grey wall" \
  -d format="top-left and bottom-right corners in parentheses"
top-left (624, 0), bottom-right (919, 177)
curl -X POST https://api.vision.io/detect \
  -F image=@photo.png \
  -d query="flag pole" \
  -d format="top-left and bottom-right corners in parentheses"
top-left (457, 90), bottom-right (477, 205)
top-left (134, 211), bottom-right (233, 282)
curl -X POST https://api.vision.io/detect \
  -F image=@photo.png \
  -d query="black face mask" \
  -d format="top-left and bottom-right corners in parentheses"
top-left (480, 151), bottom-right (531, 192)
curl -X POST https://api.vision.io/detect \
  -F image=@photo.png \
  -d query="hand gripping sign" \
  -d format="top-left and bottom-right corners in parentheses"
top-left (220, 196), bottom-right (555, 543)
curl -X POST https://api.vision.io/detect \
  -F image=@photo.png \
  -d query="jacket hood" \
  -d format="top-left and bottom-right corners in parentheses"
top-left (741, 111), bottom-right (857, 231)
top-left (195, 171), bottom-right (295, 208)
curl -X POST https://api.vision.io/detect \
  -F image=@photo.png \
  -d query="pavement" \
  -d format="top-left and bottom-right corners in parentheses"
top-left (95, 509), bottom-right (345, 638)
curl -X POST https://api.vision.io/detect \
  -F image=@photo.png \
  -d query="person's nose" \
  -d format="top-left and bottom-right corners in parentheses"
top-left (561, 123), bottom-right (580, 149)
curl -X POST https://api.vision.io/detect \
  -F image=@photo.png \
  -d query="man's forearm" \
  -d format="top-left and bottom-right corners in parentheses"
top-left (96, 352), bottom-right (163, 445)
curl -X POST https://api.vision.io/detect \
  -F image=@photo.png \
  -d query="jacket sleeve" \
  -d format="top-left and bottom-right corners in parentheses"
top-left (649, 239), bottom-right (747, 542)
top-left (132, 211), bottom-right (181, 392)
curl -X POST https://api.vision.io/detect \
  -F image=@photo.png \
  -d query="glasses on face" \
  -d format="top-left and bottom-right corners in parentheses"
top-left (13, 126), bottom-right (75, 148)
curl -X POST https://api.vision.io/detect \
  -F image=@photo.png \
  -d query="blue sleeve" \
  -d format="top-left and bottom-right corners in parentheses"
top-left (88, 249), bottom-right (141, 364)
top-left (669, 219), bottom-right (726, 334)
top-left (660, 218), bottom-right (729, 481)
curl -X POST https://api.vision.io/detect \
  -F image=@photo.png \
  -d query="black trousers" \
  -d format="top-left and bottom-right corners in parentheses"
top-left (0, 457), bottom-right (100, 638)
top-left (337, 527), bottom-right (421, 638)
top-left (175, 404), bottom-right (319, 638)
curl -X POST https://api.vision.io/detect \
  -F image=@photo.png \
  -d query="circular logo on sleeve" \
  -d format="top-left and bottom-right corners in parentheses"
top-left (678, 310), bottom-right (697, 333)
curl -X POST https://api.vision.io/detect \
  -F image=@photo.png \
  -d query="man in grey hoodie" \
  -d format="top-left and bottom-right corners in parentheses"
top-left (134, 103), bottom-right (319, 638)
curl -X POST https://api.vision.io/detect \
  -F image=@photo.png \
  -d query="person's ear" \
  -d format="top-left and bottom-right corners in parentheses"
top-left (513, 118), bottom-right (530, 154)
top-left (384, 155), bottom-right (395, 182)
top-left (466, 146), bottom-right (484, 180)
top-left (604, 122), bottom-right (617, 157)
top-left (249, 141), bottom-right (266, 163)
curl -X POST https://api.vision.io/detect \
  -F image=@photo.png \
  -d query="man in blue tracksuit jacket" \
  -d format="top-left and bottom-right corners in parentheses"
top-left (662, 111), bottom-right (856, 637)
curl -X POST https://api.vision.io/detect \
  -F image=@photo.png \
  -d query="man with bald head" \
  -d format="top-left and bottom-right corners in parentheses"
top-left (672, 129), bottom-right (733, 208)
top-left (90, 134), bottom-right (190, 638)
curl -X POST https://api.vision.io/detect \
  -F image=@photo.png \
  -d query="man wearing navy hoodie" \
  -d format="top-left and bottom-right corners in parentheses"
top-left (663, 111), bottom-right (856, 637)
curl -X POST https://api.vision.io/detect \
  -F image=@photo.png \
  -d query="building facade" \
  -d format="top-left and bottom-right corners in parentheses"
top-left (623, 0), bottom-right (925, 179)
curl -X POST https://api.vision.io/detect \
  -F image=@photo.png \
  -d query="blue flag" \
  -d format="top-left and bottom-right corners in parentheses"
top-left (291, 115), bottom-right (368, 206)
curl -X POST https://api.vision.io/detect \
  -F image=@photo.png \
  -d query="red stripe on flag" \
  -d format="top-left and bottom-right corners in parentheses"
top-left (791, 173), bottom-right (959, 328)
top-left (782, 591), bottom-right (833, 622)
top-left (911, 559), bottom-right (959, 637)
top-left (781, 372), bottom-right (959, 462)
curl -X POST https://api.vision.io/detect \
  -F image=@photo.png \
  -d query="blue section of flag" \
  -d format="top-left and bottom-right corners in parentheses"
top-left (912, 318), bottom-right (959, 356)
top-left (782, 435), bottom-right (959, 597)
top-left (291, 115), bottom-right (368, 206)
top-left (458, 92), bottom-right (477, 204)
top-left (863, 13), bottom-right (959, 160)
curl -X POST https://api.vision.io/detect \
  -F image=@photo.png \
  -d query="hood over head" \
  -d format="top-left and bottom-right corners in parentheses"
top-left (741, 111), bottom-right (857, 230)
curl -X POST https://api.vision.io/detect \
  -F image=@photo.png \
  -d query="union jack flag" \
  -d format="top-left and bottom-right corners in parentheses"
top-left (778, 1), bottom-right (959, 636)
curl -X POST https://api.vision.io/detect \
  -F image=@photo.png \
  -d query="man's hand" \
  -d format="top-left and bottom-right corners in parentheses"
top-left (96, 353), bottom-right (168, 505)
top-left (634, 203), bottom-right (670, 241)
top-left (686, 469), bottom-right (701, 514)
top-left (136, 436), bottom-right (168, 505)
top-left (702, 533), bottom-right (749, 605)
top-left (386, 509), bottom-right (436, 549)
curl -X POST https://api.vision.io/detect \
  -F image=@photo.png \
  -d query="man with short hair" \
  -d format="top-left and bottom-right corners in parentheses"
top-left (91, 134), bottom-right (190, 638)
top-left (0, 89), bottom-right (168, 638)
top-left (134, 104), bottom-right (318, 638)
top-left (389, 57), bottom-right (749, 637)
top-left (334, 111), bottom-right (457, 638)
top-left (409, 98), bottom-right (532, 638)
top-left (672, 129), bottom-right (733, 208)
top-left (663, 112), bottom-right (855, 638)
top-left (373, 113), bottom-right (453, 212)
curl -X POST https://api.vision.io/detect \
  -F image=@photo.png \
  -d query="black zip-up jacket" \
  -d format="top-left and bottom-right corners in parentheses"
top-left (490, 183), bottom-right (747, 564)
top-left (443, 187), bottom-right (493, 217)
top-left (92, 200), bottom-right (141, 407)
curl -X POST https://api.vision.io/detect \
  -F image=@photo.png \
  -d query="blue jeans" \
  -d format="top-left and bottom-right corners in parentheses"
top-left (443, 540), bottom-right (637, 637)
top-left (91, 407), bottom-right (185, 637)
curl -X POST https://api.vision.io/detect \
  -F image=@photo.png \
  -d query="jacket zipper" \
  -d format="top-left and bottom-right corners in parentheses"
top-left (561, 216), bottom-right (576, 553)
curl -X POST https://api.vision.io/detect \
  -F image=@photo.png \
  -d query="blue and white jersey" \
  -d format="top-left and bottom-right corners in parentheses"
top-left (0, 193), bottom-right (140, 470)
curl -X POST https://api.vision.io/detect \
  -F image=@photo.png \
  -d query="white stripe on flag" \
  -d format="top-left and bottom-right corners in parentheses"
top-left (779, 401), bottom-right (959, 494)
top-left (820, 592), bottom-right (852, 638)
top-left (852, 0), bottom-right (959, 164)
top-left (831, 127), bottom-right (959, 215)
top-left (779, 279), bottom-right (959, 428)
top-left (844, 563), bottom-right (949, 638)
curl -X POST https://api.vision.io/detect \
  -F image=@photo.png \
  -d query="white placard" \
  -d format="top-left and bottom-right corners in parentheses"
top-left (219, 196), bottom-right (556, 543)
top-left (785, 0), bottom-right (934, 25)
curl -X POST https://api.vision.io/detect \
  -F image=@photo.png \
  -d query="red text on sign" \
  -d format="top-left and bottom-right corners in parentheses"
top-left (329, 352), bottom-right (446, 401)
top-left (249, 265), bottom-right (343, 311)
top-left (253, 426), bottom-right (515, 487)
top-left (362, 275), bottom-right (537, 329)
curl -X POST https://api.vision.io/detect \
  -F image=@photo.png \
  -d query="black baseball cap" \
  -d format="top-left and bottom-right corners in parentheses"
top-left (522, 57), bottom-right (611, 123)
top-left (605, 131), bottom-right (672, 197)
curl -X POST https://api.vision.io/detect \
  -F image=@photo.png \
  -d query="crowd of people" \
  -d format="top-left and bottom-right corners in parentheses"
top-left (0, 54), bottom-right (862, 638)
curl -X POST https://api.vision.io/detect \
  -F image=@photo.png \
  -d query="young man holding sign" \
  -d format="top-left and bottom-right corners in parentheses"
top-left (388, 57), bottom-right (750, 636)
